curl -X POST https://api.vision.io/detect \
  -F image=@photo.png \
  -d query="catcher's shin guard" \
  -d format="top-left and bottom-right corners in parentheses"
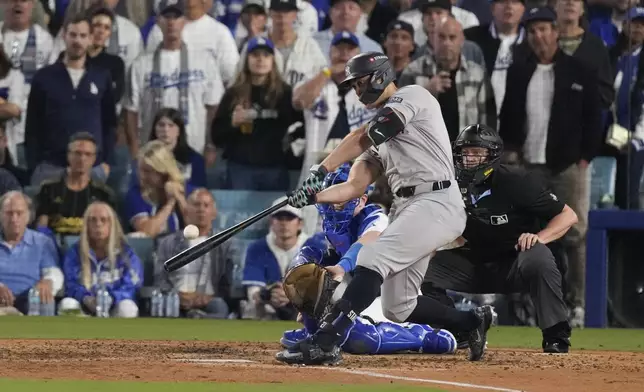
top-left (406, 324), bottom-right (457, 354)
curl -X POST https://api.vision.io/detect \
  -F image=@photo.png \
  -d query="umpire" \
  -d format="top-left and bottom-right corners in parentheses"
top-left (423, 124), bottom-right (578, 353)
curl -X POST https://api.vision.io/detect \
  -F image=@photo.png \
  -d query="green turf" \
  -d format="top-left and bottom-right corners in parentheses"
top-left (1, 316), bottom-right (643, 352)
top-left (0, 379), bottom-right (448, 392)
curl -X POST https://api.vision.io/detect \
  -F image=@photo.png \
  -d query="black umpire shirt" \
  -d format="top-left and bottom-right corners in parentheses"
top-left (462, 164), bottom-right (565, 258)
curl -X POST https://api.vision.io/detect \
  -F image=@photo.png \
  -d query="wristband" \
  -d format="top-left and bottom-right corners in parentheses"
top-left (337, 242), bottom-right (363, 273)
top-left (322, 67), bottom-right (331, 77)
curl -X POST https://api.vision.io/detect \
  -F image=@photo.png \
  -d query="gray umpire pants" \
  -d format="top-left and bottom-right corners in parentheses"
top-left (423, 243), bottom-right (568, 330)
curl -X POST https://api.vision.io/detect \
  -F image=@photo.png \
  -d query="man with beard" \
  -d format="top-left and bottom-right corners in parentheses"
top-left (25, 14), bottom-right (117, 186)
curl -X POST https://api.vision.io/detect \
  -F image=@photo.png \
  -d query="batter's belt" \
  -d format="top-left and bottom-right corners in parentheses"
top-left (394, 180), bottom-right (451, 198)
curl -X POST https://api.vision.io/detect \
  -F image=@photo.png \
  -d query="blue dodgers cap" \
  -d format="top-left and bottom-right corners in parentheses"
top-left (627, 7), bottom-right (644, 22)
top-left (523, 6), bottom-right (557, 24)
top-left (331, 31), bottom-right (359, 47)
top-left (247, 36), bottom-right (275, 54)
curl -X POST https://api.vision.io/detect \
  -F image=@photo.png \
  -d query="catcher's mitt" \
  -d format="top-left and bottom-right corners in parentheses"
top-left (282, 262), bottom-right (340, 320)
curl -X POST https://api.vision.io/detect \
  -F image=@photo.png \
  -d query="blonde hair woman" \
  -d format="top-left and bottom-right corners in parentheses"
top-left (211, 37), bottom-right (303, 191)
top-left (59, 202), bottom-right (143, 317)
top-left (125, 140), bottom-right (194, 237)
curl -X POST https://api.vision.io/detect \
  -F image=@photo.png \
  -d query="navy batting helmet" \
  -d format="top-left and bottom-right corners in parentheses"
top-left (339, 52), bottom-right (396, 105)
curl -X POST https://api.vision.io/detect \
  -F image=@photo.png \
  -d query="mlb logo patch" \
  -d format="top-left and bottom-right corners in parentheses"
top-left (490, 214), bottom-right (509, 225)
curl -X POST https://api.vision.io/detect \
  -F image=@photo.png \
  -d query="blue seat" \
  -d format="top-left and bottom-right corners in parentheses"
top-left (126, 237), bottom-right (156, 285)
top-left (211, 189), bottom-right (284, 239)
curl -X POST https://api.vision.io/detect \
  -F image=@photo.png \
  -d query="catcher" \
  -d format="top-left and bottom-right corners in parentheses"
top-left (281, 164), bottom-right (457, 355)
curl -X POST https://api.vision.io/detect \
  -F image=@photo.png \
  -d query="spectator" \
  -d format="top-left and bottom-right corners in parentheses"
top-left (59, 201), bottom-right (143, 317)
top-left (360, 0), bottom-right (399, 44)
top-left (0, 0), bottom-right (50, 31)
top-left (213, 37), bottom-right (303, 191)
top-left (242, 196), bottom-right (308, 320)
top-left (0, 191), bottom-right (62, 315)
top-left (589, 0), bottom-right (638, 47)
top-left (129, 108), bottom-right (206, 188)
top-left (464, 0), bottom-right (528, 115)
top-left (125, 140), bottom-right (194, 238)
top-left (112, 0), bottom-right (151, 29)
top-left (25, 14), bottom-right (117, 186)
top-left (240, 0), bottom-right (328, 87)
top-left (552, 0), bottom-right (614, 109)
top-left (0, 123), bottom-right (28, 186)
top-left (50, 0), bottom-right (144, 69)
top-left (314, 0), bottom-right (383, 61)
top-left (292, 31), bottom-right (377, 185)
top-left (84, 5), bottom-right (126, 103)
top-left (499, 6), bottom-right (603, 328)
top-left (405, 0), bottom-right (485, 65)
top-left (608, 7), bottom-right (644, 210)
top-left (399, 16), bottom-right (496, 140)
top-left (233, 0), bottom-right (268, 50)
top-left (155, 189), bottom-right (234, 319)
top-left (382, 20), bottom-right (416, 81)
top-left (233, 0), bottom-right (319, 47)
top-left (0, 47), bottom-right (25, 168)
top-left (146, 0), bottom-right (240, 86)
top-left (35, 132), bottom-right (115, 237)
top-left (0, 0), bottom-right (54, 169)
top-left (399, 0), bottom-right (479, 47)
top-left (125, 0), bottom-right (223, 163)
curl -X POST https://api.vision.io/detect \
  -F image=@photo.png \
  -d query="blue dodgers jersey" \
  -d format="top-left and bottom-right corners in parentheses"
top-left (324, 204), bottom-right (388, 256)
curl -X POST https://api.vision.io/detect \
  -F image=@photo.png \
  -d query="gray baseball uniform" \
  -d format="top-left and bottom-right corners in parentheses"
top-left (355, 85), bottom-right (467, 322)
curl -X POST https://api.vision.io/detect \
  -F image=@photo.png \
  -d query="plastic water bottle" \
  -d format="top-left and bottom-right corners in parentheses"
top-left (96, 284), bottom-right (113, 318)
top-left (164, 290), bottom-right (180, 318)
top-left (150, 289), bottom-right (164, 317)
top-left (27, 287), bottom-right (40, 316)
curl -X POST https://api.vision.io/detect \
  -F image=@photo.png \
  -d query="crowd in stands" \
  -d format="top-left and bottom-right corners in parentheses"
top-left (0, 0), bottom-right (643, 328)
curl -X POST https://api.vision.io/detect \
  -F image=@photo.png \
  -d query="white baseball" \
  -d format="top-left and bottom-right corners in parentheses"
top-left (183, 224), bottom-right (199, 240)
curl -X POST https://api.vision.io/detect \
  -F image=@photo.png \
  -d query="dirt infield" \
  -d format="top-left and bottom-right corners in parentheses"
top-left (1, 339), bottom-right (643, 391)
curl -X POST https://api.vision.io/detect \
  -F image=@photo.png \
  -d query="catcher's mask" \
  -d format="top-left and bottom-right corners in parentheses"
top-left (339, 51), bottom-right (396, 105)
top-left (453, 124), bottom-right (503, 189)
top-left (316, 163), bottom-right (373, 234)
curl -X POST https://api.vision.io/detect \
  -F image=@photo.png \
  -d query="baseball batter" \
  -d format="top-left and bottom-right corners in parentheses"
top-left (277, 51), bottom-right (494, 366)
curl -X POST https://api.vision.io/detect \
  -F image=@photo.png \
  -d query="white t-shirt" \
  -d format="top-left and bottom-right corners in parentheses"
top-left (398, 7), bottom-right (479, 46)
top-left (146, 15), bottom-right (240, 86)
top-left (0, 69), bottom-right (25, 164)
top-left (126, 48), bottom-right (225, 154)
top-left (0, 22), bottom-right (53, 147)
top-left (66, 67), bottom-right (85, 89)
top-left (524, 63), bottom-right (555, 165)
top-left (491, 33), bottom-right (518, 115)
top-left (238, 34), bottom-right (327, 87)
top-left (50, 15), bottom-right (143, 69)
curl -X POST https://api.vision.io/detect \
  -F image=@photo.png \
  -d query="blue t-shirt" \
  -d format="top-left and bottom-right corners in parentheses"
top-left (125, 182), bottom-right (196, 234)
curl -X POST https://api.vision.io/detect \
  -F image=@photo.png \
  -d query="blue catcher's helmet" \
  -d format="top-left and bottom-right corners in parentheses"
top-left (316, 163), bottom-right (371, 234)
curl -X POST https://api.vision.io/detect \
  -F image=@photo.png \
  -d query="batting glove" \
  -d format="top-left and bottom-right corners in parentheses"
top-left (288, 165), bottom-right (328, 208)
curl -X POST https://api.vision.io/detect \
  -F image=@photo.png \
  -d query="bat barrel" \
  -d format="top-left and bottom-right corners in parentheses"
top-left (163, 198), bottom-right (289, 272)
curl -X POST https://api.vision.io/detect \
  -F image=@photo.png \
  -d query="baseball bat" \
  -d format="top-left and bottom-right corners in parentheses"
top-left (163, 198), bottom-right (289, 272)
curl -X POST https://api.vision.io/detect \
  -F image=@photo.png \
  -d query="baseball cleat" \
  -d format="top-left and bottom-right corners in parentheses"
top-left (543, 337), bottom-right (570, 354)
top-left (275, 337), bottom-right (342, 366)
top-left (468, 305), bottom-right (495, 361)
top-left (280, 328), bottom-right (310, 349)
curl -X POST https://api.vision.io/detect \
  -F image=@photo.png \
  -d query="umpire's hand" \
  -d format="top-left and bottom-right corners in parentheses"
top-left (516, 233), bottom-right (543, 252)
top-left (288, 165), bottom-right (328, 208)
